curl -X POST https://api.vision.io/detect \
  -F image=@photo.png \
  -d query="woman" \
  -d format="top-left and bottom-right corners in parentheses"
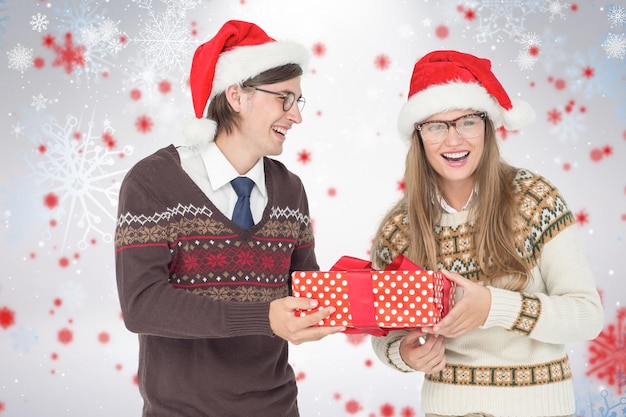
top-left (370, 50), bottom-right (603, 417)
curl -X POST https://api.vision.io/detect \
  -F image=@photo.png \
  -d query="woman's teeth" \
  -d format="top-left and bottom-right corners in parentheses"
top-left (443, 151), bottom-right (469, 161)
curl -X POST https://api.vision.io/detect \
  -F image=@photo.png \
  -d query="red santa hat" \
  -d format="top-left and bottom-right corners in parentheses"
top-left (182, 20), bottom-right (309, 144)
top-left (397, 50), bottom-right (535, 141)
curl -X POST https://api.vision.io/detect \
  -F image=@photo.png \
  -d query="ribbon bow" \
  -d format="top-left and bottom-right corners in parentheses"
top-left (330, 255), bottom-right (453, 336)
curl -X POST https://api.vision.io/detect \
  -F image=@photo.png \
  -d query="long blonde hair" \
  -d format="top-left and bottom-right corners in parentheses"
top-left (374, 118), bottom-right (530, 290)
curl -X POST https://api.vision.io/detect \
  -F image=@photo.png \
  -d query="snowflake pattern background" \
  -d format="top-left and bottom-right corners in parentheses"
top-left (1, 0), bottom-right (625, 416)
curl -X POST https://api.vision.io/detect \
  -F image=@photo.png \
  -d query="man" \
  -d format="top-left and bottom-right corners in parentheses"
top-left (115, 20), bottom-right (344, 417)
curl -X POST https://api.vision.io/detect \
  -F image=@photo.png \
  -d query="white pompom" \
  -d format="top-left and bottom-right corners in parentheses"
top-left (503, 100), bottom-right (536, 131)
top-left (181, 118), bottom-right (217, 145)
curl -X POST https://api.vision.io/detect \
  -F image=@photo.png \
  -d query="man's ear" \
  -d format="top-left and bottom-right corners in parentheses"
top-left (225, 84), bottom-right (244, 112)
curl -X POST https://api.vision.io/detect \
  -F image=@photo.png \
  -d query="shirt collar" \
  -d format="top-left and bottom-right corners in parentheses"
top-left (437, 188), bottom-right (476, 213)
top-left (201, 141), bottom-right (267, 197)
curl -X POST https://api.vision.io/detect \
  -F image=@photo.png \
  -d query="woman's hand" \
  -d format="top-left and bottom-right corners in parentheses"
top-left (399, 329), bottom-right (446, 374)
top-left (422, 269), bottom-right (491, 338)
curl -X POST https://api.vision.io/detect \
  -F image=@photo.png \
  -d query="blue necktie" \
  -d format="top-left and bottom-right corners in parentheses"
top-left (231, 176), bottom-right (255, 229)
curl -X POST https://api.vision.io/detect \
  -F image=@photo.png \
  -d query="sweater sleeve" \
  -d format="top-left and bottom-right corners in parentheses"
top-left (482, 223), bottom-right (604, 343)
top-left (115, 165), bottom-right (274, 340)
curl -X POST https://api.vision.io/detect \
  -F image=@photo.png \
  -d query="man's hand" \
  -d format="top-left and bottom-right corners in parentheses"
top-left (422, 269), bottom-right (491, 338)
top-left (399, 329), bottom-right (446, 374)
top-left (269, 297), bottom-right (345, 345)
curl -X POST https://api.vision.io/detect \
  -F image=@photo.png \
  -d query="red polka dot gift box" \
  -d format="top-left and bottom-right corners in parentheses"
top-left (291, 255), bottom-right (456, 336)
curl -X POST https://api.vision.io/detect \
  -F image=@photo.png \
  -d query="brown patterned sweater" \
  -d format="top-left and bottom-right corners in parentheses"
top-left (371, 169), bottom-right (604, 417)
top-left (115, 145), bottom-right (318, 417)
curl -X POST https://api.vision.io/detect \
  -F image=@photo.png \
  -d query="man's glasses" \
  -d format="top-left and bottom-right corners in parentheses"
top-left (252, 87), bottom-right (306, 112)
top-left (415, 112), bottom-right (486, 144)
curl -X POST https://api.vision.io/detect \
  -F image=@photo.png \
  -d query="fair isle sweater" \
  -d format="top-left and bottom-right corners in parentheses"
top-left (371, 169), bottom-right (603, 417)
top-left (115, 145), bottom-right (318, 417)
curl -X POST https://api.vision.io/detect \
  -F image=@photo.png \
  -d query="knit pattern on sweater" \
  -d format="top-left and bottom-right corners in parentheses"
top-left (375, 169), bottom-right (575, 282)
top-left (374, 169), bottom-right (577, 387)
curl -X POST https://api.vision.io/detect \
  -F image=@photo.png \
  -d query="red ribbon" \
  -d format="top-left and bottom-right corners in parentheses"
top-left (330, 255), bottom-right (452, 336)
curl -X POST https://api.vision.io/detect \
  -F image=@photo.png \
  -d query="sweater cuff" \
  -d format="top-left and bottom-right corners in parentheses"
top-left (387, 337), bottom-right (416, 373)
top-left (226, 302), bottom-right (273, 337)
top-left (481, 286), bottom-right (522, 329)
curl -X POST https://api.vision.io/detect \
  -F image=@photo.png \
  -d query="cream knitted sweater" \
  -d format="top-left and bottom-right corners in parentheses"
top-left (371, 169), bottom-right (603, 417)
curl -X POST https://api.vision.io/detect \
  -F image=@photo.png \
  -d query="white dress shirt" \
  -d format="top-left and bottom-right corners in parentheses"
top-left (177, 142), bottom-right (267, 224)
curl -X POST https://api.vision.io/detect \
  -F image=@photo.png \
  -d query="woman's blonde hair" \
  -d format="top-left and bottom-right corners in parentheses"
top-left (374, 117), bottom-right (530, 290)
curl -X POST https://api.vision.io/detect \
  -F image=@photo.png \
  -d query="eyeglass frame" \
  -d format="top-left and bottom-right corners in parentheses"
top-left (415, 112), bottom-right (487, 143)
top-left (249, 86), bottom-right (306, 112)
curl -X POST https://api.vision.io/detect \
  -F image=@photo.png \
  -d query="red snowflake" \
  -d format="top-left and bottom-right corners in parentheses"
top-left (435, 25), bottom-right (449, 39)
top-left (130, 88), bottom-right (142, 101)
top-left (397, 179), bottom-right (405, 192)
top-left (496, 125), bottom-right (518, 141)
top-left (57, 328), bottom-right (73, 344)
top-left (345, 333), bottom-right (367, 346)
top-left (575, 209), bottom-right (589, 225)
top-left (380, 402), bottom-right (395, 417)
top-left (547, 108), bottom-right (562, 124)
top-left (43, 32), bottom-right (86, 74)
top-left (345, 399), bottom-right (362, 414)
top-left (135, 115), bottom-right (154, 133)
top-left (582, 66), bottom-right (595, 79)
top-left (158, 80), bottom-right (171, 94)
top-left (528, 45), bottom-right (540, 56)
top-left (102, 132), bottom-right (116, 149)
top-left (297, 149), bottom-right (312, 164)
top-left (0, 306), bottom-right (16, 329)
top-left (590, 148), bottom-right (604, 162)
top-left (59, 257), bottom-right (70, 268)
top-left (464, 8), bottom-right (477, 20)
top-left (312, 42), bottom-right (326, 57)
top-left (401, 406), bottom-right (416, 417)
top-left (98, 332), bottom-right (110, 344)
top-left (374, 54), bottom-right (391, 70)
top-left (587, 307), bottom-right (626, 391)
top-left (44, 192), bottom-right (59, 209)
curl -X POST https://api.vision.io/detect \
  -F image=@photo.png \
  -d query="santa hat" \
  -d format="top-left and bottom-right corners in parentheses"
top-left (397, 50), bottom-right (535, 141)
top-left (182, 20), bottom-right (309, 144)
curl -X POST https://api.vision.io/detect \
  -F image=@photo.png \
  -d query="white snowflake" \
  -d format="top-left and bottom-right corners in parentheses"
top-left (11, 122), bottom-right (25, 137)
top-left (133, 1), bottom-right (198, 74)
top-left (473, 0), bottom-right (542, 43)
top-left (7, 43), bottom-right (33, 73)
top-left (519, 32), bottom-right (542, 48)
top-left (515, 49), bottom-right (537, 70)
top-left (607, 5), bottom-right (626, 28)
top-left (549, 107), bottom-right (587, 142)
top-left (30, 12), bottom-right (49, 32)
top-left (31, 93), bottom-right (48, 111)
top-left (132, 0), bottom-right (152, 9)
top-left (10, 326), bottom-right (39, 353)
top-left (602, 33), bottom-right (626, 60)
top-left (23, 114), bottom-right (132, 250)
top-left (541, 0), bottom-right (569, 22)
top-left (80, 17), bottom-right (127, 56)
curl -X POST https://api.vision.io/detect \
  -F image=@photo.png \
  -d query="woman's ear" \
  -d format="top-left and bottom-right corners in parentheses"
top-left (225, 84), bottom-right (243, 112)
